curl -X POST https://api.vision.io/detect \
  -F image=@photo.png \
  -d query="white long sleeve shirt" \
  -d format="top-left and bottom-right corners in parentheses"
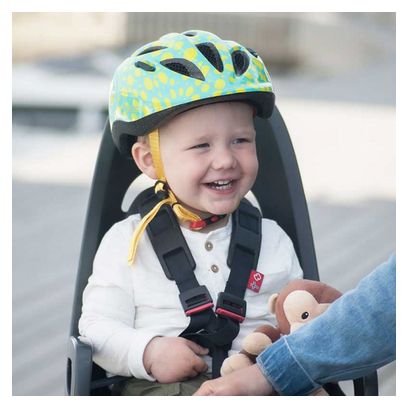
top-left (78, 214), bottom-right (303, 381)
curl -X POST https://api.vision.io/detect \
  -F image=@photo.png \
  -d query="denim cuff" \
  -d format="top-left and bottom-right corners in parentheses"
top-left (256, 336), bottom-right (320, 396)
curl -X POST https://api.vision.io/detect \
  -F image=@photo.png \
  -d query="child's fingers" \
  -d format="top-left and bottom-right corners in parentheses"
top-left (185, 339), bottom-right (209, 355)
top-left (179, 355), bottom-right (208, 380)
top-left (191, 355), bottom-right (209, 374)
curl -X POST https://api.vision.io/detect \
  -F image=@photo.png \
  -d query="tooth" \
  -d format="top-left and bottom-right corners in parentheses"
top-left (214, 180), bottom-right (230, 185)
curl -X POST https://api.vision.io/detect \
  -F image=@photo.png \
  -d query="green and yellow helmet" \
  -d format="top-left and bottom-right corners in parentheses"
top-left (109, 29), bottom-right (275, 155)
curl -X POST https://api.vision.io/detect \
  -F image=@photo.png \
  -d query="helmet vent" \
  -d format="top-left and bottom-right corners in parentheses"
top-left (231, 50), bottom-right (250, 76)
top-left (183, 31), bottom-right (197, 37)
top-left (134, 61), bottom-right (156, 72)
top-left (196, 42), bottom-right (223, 72)
top-left (160, 58), bottom-right (205, 81)
top-left (137, 46), bottom-right (167, 56)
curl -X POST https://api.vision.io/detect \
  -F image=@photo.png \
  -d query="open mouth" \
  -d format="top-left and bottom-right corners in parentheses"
top-left (205, 180), bottom-right (234, 190)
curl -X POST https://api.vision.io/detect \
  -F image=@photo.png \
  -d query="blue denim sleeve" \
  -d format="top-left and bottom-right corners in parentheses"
top-left (256, 254), bottom-right (396, 396)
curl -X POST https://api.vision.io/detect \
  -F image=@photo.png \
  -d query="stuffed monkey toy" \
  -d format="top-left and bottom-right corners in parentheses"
top-left (220, 279), bottom-right (342, 395)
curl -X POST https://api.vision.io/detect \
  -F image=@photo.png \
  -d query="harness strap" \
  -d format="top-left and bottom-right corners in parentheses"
top-left (137, 187), bottom-right (262, 378)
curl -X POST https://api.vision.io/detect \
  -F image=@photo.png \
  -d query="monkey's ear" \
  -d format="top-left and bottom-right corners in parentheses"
top-left (268, 293), bottom-right (279, 314)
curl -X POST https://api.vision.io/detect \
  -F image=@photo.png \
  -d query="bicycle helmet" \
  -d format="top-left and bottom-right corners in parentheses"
top-left (109, 29), bottom-right (275, 155)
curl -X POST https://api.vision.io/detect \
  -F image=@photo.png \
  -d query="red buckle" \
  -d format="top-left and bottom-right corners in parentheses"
top-left (189, 220), bottom-right (207, 230)
top-left (216, 307), bottom-right (245, 323)
top-left (185, 302), bottom-right (214, 316)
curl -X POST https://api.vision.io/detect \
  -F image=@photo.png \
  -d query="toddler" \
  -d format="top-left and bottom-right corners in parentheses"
top-left (79, 30), bottom-right (303, 396)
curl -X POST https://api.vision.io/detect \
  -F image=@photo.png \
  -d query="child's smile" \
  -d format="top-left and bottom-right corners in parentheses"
top-left (205, 179), bottom-right (235, 191)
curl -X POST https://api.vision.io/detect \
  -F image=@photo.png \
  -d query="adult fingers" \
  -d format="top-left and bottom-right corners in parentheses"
top-left (194, 380), bottom-right (219, 395)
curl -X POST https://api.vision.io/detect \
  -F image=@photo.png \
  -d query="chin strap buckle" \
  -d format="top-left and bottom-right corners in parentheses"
top-left (189, 214), bottom-right (227, 231)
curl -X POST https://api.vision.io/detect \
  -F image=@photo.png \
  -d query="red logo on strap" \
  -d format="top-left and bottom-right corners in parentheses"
top-left (247, 270), bottom-right (264, 293)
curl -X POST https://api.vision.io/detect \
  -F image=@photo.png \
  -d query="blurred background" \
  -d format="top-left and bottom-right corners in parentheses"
top-left (12, 12), bottom-right (396, 396)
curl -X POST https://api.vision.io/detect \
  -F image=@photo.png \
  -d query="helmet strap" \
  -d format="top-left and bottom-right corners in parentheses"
top-left (148, 129), bottom-right (203, 225)
top-left (128, 129), bottom-right (226, 265)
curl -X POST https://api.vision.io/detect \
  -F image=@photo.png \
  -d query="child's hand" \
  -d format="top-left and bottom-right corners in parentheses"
top-left (143, 336), bottom-right (209, 383)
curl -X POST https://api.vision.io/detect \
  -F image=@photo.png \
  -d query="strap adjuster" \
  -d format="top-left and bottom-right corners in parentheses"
top-left (179, 286), bottom-right (214, 316)
top-left (215, 292), bottom-right (246, 323)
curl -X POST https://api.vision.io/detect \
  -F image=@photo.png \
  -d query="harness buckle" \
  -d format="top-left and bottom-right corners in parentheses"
top-left (179, 286), bottom-right (214, 316)
top-left (215, 292), bottom-right (246, 323)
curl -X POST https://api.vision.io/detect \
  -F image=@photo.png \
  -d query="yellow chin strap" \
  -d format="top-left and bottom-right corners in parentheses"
top-left (127, 129), bottom-right (202, 265)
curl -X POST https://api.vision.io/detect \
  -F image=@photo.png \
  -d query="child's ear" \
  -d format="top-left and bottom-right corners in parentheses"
top-left (131, 141), bottom-right (158, 180)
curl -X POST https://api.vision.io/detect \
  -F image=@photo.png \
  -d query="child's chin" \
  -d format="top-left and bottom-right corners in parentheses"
top-left (206, 201), bottom-right (239, 216)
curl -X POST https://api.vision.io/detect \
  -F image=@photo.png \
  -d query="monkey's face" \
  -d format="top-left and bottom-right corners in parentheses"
top-left (282, 290), bottom-right (331, 333)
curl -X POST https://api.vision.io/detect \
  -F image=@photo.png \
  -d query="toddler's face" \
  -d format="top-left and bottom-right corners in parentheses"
top-left (159, 102), bottom-right (258, 218)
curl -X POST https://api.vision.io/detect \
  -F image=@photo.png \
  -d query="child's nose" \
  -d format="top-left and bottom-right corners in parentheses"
top-left (211, 147), bottom-right (237, 170)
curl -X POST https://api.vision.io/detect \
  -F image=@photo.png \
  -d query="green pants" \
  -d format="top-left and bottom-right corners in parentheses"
top-left (112, 373), bottom-right (211, 396)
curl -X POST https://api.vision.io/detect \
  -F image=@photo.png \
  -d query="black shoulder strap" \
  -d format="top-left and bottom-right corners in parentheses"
top-left (137, 187), bottom-right (262, 378)
top-left (224, 199), bottom-right (262, 302)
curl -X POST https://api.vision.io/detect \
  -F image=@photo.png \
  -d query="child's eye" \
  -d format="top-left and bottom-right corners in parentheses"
top-left (233, 138), bottom-right (251, 144)
top-left (191, 143), bottom-right (209, 149)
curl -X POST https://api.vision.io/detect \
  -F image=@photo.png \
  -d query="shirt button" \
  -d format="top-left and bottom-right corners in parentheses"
top-left (205, 241), bottom-right (213, 251)
top-left (211, 264), bottom-right (219, 273)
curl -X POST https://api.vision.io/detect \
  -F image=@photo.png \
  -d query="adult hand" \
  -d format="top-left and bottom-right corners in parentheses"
top-left (194, 364), bottom-right (276, 396)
